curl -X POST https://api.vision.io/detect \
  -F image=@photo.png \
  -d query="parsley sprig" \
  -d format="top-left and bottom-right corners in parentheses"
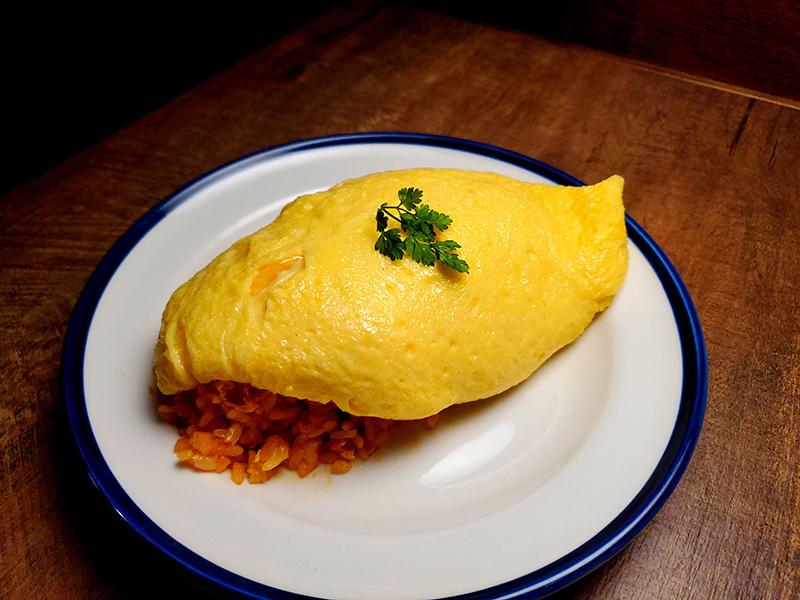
top-left (375, 187), bottom-right (469, 273)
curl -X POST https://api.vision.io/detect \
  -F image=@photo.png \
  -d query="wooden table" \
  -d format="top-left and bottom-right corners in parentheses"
top-left (2, 2), bottom-right (798, 598)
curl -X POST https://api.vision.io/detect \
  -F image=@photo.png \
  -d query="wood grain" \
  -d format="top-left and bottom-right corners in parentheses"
top-left (561, 0), bottom-right (800, 104)
top-left (400, 0), bottom-right (800, 103)
top-left (1, 1), bottom-right (798, 598)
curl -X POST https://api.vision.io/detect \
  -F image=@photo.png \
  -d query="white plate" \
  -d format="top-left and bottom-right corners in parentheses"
top-left (64, 133), bottom-right (707, 599)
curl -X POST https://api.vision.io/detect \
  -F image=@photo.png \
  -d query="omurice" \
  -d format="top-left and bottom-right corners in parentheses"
top-left (154, 168), bottom-right (628, 482)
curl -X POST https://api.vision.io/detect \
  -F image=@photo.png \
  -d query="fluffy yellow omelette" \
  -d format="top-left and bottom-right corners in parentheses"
top-left (154, 168), bottom-right (628, 420)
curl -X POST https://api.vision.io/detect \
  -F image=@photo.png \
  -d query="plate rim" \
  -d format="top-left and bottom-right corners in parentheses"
top-left (62, 132), bottom-right (707, 600)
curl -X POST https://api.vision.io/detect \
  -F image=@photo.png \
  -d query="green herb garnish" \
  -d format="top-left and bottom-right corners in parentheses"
top-left (375, 187), bottom-right (469, 273)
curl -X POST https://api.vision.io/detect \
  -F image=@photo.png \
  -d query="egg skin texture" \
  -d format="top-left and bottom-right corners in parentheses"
top-left (154, 169), bottom-right (628, 420)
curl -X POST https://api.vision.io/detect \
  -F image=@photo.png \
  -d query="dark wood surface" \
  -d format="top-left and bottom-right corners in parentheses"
top-left (2, 2), bottom-right (345, 195)
top-left (560, 0), bottom-right (800, 104)
top-left (1, 1), bottom-right (798, 598)
top-left (403, 0), bottom-right (800, 104)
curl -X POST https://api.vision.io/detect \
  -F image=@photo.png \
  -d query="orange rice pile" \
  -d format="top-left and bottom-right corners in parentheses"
top-left (157, 380), bottom-right (437, 484)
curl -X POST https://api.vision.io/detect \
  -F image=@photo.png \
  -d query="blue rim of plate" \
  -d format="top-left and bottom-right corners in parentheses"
top-left (63, 132), bottom-right (707, 600)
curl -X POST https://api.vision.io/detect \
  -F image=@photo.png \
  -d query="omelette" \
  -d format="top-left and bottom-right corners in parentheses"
top-left (154, 168), bottom-right (628, 421)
